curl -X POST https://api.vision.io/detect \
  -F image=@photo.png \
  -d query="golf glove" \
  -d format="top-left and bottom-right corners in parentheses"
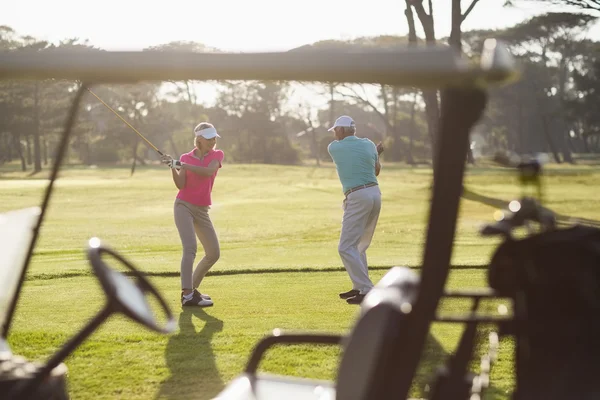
top-left (160, 155), bottom-right (173, 165)
top-left (168, 159), bottom-right (182, 170)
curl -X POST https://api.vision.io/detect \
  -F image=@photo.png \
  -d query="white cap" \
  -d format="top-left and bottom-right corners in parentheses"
top-left (194, 126), bottom-right (221, 139)
top-left (328, 115), bottom-right (355, 131)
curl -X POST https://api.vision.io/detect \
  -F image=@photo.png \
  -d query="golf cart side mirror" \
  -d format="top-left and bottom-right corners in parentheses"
top-left (8, 238), bottom-right (175, 399)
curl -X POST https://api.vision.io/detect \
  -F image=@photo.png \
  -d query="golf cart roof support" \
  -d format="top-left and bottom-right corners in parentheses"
top-left (392, 87), bottom-right (488, 397)
top-left (0, 39), bottom-right (517, 88)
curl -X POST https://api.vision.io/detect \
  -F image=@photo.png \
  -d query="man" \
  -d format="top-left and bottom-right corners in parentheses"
top-left (327, 115), bottom-right (383, 305)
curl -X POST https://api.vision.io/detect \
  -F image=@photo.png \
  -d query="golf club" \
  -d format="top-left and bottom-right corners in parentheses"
top-left (85, 87), bottom-right (166, 157)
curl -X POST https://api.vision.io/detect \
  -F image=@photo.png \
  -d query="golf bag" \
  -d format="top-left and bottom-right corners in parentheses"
top-left (488, 225), bottom-right (600, 400)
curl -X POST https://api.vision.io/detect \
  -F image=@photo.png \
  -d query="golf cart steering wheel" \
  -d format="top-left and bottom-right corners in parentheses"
top-left (8, 237), bottom-right (175, 399)
top-left (87, 237), bottom-right (175, 333)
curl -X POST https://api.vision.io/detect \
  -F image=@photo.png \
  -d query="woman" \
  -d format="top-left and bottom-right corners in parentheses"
top-left (162, 122), bottom-right (224, 307)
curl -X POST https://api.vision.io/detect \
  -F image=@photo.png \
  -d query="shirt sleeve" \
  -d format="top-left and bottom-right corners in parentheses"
top-left (367, 139), bottom-right (377, 152)
top-left (367, 140), bottom-right (378, 162)
top-left (327, 141), bottom-right (338, 160)
top-left (215, 150), bottom-right (224, 168)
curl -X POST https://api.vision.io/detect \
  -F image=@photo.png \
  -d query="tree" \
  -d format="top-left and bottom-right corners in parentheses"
top-left (566, 42), bottom-right (600, 152)
top-left (215, 80), bottom-right (300, 164)
top-left (407, 0), bottom-right (440, 168)
top-left (502, 12), bottom-right (597, 162)
top-left (448, 0), bottom-right (483, 164)
top-left (513, 0), bottom-right (600, 12)
top-left (145, 41), bottom-right (219, 106)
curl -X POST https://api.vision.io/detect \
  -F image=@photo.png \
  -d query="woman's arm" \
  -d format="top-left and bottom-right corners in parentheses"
top-left (171, 168), bottom-right (186, 189)
top-left (181, 159), bottom-right (220, 177)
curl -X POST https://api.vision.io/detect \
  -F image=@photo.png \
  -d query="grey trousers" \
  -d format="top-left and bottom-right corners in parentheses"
top-left (174, 199), bottom-right (220, 290)
top-left (339, 185), bottom-right (382, 294)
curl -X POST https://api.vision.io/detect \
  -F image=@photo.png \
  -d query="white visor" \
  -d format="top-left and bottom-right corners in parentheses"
top-left (195, 127), bottom-right (220, 139)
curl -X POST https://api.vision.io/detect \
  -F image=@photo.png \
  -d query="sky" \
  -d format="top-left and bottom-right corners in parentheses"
top-left (4, 0), bottom-right (598, 52)
top-left (3, 0), bottom-right (599, 108)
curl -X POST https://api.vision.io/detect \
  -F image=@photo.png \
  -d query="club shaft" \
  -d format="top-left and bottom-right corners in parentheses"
top-left (85, 87), bottom-right (164, 156)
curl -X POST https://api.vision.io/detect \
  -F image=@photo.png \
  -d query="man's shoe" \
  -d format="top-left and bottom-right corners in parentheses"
top-left (182, 290), bottom-right (214, 307)
top-left (339, 289), bottom-right (360, 299)
top-left (194, 289), bottom-right (211, 300)
top-left (346, 294), bottom-right (366, 305)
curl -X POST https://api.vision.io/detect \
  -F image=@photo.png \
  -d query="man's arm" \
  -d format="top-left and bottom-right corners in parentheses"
top-left (182, 160), bottom-right (220, 177)
top-left (327, 141), bottom-right (337, 162)
top-left (375, 141), bottom-right (383, 176)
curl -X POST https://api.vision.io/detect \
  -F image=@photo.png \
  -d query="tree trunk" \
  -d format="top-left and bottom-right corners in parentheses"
top-left (85, 140), bottom-right (91, 165)
top-left (538, 107), bottom-right (562, 163)
top-left (329, 83), bottom-right (335, 125)
top-left (33, 82), bottom-right (42, 173)
top-left (407, 93), bottom-right (417, 164)
top-left (557, 56), bottom-right (574, 163)
top-left (380, 84), bottom-right (393, 155)
top-left (184, 81), bottom-right (196, 105)
top-left (405, 0), bottom-right (417, 167)
top-left (312, 130), bottom-right (320, 166)
top-left (381, 84), bottom-right (390, 124)
top-left (529, 80), bottom-right (561, 163)
top-left (26, 135), bottom-right (32, 166)
top-left (14, 133), bottom-right (26, 172)
top-left (582, 134), bottom-right (590, 153)
top-left (391, 86), bottom-right (403, 161)
top-left (409, 0), bottom-right (440, 170)
top-left (516, 92), bottom-right (523, 154)
top-left (130, 139), bottom-right (139, 176)
top-left (43, 137), bottom-right (48, 166)
top-left (422, 91), bottom-right (439, 162)
top-left (405, 1), bottom-right (418, 46)
top-left (449, 0), bottom-right (462, 51)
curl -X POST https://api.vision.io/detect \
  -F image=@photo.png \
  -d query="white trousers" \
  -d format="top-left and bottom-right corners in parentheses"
top-left (338, 185), bottom-right (382, 294)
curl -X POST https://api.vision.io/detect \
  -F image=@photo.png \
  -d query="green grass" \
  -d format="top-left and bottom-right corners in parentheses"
top-left (2, 162), bottom-right (599, 399)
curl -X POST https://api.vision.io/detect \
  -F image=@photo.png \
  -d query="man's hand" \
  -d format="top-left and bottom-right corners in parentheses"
top-left (376, 142), bottom-right (384, 155)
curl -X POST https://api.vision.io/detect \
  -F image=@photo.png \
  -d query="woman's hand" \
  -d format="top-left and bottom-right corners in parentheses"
top-left (161, 155), bottom-right (182, 170)
top-left (168, 159), bottom-right (182, 170)
top-left (376, 142), bottom-right (384, 155)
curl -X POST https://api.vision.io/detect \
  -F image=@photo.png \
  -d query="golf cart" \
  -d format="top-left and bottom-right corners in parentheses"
top-left (1, 37), bottom-right (599, 400)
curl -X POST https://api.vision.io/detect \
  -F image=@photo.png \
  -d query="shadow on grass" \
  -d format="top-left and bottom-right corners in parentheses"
top-left (409, 333), bottom-right (449, 398)
top-left (462, 188), bottom-right (600, 228)
top-left (156, 308), bottom-right (224, 400)
top-left (411, 332), bottom-right (509, 399)
top-left (27, 264), bottom-right (493, 281)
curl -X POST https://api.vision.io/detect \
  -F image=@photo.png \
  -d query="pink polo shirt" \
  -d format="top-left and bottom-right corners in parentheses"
top-left (176, 149), bottom-right (224, 207)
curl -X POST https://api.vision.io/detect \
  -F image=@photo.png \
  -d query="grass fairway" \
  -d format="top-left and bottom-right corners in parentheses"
top-left (2, 162), bottom-right (599, 399)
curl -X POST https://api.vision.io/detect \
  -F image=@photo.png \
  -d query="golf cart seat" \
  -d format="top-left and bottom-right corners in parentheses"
top-left (214, 266), bottom-right (420, 400)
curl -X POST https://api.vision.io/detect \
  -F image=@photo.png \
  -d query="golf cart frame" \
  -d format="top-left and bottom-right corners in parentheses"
top-left (1, 39), bottom-right (523, 399)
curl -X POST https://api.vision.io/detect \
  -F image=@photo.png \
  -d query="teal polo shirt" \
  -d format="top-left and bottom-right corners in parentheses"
top-left (328, 136), bottom-right (378, 194)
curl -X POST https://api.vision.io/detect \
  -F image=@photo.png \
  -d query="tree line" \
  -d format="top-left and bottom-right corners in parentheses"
top-left (1, 1), bottom-right (600, 173)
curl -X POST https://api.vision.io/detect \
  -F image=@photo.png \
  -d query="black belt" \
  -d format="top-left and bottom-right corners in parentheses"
top-left (344, 182), bottom-right (378, 197)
